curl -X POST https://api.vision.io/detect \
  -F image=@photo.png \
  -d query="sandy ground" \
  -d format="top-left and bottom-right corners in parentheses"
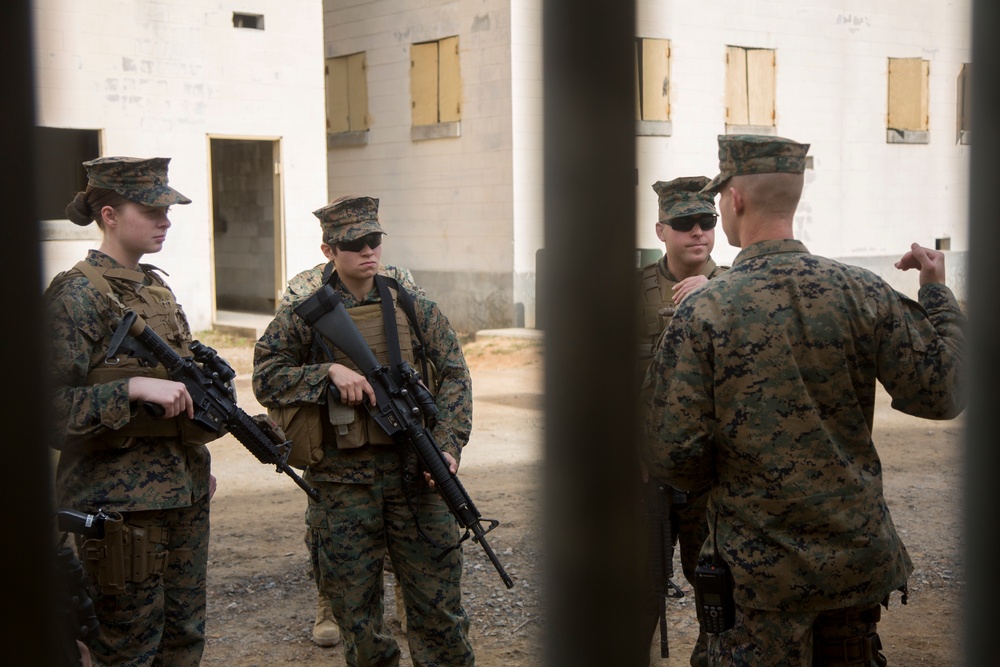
top-left (194, 331), bottom-right (962, 666)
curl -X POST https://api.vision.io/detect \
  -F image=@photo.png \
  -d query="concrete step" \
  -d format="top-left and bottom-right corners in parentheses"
top-left (213, 310), bottom-right (274, 340)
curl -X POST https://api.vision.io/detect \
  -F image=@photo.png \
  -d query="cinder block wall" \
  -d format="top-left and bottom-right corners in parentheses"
top-left (635, 1), bottom-right (971, 303)
top-left (33, 0), bottom-right (329, 331)
top-left (323, 0), bottom-right (523, 333)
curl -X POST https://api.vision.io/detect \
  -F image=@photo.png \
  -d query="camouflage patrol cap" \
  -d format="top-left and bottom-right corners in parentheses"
top-left (652, 176), bottom-right (717, 220)
top-left (83, 156), bottom-right (191, 206)
top-left (702, 135), bottom-right (810, 194)
top-left (313, 196), bottom-right (387, 244)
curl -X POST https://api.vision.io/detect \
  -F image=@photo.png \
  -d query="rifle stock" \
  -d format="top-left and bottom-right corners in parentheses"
top-left (295, 284), bottom-right (514, 589)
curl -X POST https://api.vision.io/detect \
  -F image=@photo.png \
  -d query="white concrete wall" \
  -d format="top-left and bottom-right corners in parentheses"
top-left (635, 1), bottom-right (972, 299)
top-left (33, 0), bottom-right (328, 331)
top-left (322, 0), bottom-right (517, 331)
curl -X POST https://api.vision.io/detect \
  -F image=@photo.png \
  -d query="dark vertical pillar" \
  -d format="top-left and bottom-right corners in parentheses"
top-left (0, 1), bottom-right (60, 665)
top-left (542, 1), bottom-right (642, 665)
top-left (965, 1), bottom-right (1000, 665)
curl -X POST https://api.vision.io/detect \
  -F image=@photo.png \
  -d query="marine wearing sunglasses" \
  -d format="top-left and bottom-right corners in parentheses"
top-left (334, 232), bottom-right (384, 253)
top-left (658, 214), bottom-right (717, 233)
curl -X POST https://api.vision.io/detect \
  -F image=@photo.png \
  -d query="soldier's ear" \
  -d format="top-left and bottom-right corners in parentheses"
top-left (655, 221), bottom-right (668, 243)
top-left (100, 205), bottom-right (118, 229)
top-left (320, 242), bottom-right (336, 260)
top-left (730, 187), bottom-right (745, 215)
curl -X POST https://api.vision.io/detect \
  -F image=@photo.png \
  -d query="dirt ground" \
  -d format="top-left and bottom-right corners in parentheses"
top-left (196, 331), bottom-right (963, 667)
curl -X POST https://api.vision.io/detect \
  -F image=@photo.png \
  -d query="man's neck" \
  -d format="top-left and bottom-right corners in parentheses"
top-left (665, 255), bottom-right (708, 281)
top-left (738, 215), bottom-right (795, 248)
top-left (339, 275), bottom-right (375, 301)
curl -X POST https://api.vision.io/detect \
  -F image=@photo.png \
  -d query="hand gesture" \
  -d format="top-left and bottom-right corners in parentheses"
top-left (894, 243), bottom-right (946, 286)
top-left (672, 275), bottom-right (709, 304)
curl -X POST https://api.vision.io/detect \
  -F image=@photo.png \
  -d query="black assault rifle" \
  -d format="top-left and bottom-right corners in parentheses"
top-left (294, 284), bottom-right (514, 589)
top-left (646, 479), bottom-right (686, 658)
top-left (108, 310), bottom-right (320, 502)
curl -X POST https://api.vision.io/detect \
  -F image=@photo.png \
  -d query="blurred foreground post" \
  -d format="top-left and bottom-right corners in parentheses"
top-left (542, 0), bottom-right (643, 664)
top-left (965, 1), bottom-right (1000, 665)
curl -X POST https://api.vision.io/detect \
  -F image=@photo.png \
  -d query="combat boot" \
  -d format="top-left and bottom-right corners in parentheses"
top-left (312, 592), bottom-right (341, 647)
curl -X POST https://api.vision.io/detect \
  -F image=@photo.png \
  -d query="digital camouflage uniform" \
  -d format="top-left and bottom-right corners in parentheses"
top-left (46, 156), bottom-right (211, 667)
top-left (643, 137), bottom-right (967, 667)
top-left (253, 197), bottom-right (474, 667)
top-left (289, 261), bottom-right (422, 644)
top-left (638, 177), bottom-right (726, 667)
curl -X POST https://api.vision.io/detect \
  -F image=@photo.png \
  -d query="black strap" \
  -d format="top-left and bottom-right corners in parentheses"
top-left (319, 265), bottom-right (431, 385)
top-left (374, 275), bottom-right (404, 373)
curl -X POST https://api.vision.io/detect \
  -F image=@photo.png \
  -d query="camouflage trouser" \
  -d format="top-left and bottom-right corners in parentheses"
top-left (306, 449), bottom-right (474, 667)
top-left (85, 496), bottom-right (210, 667)
top-left (707, 603), bottom-right (886, 667)
top-left (640, 483), bottom-right (710, 667)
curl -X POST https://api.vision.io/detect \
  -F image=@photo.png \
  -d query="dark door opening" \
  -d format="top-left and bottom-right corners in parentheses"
top-left (209, 138), bottom-right (282, 315)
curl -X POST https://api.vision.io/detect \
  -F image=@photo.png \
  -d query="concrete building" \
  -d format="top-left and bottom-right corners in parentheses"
top-left (633, 1), bottom-right (971, 301)
top-left (33, 0), bottom-right (971, 334)
top-left (33, 0), bottom-right (329, 332)
top-left (321, 0), bottom-right (544, 331)
top-left (323, 0), bottom-right (970, 332)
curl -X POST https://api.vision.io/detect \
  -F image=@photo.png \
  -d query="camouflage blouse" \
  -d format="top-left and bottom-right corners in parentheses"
top-left (253, 265), bottom-right (472, 484)
top-left (644, 239), bottom-right (966, 612)
top-left (45, 250), bottom-right (210, 512)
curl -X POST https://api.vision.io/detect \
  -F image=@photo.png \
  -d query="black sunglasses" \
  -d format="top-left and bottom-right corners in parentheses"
top-left (336, 233), bottom-right (384, 253)
top-left (661, 215), bottom-right (717, 233)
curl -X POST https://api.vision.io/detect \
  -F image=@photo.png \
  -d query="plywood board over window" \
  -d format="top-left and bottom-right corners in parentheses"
top-left (725, 46), bottom-right (776, 133)
top-left (411, 42), bottom-right (440, 126)
top-left (725, 46), bottom-right (750, 126)
top-left (411, 36), bottom-right (462, 129)
top-left (956, 62), bottom-right (971, 144)
top-left (746, 49), bottom-right (775, 126)
top-left (325, 52), bottom-right (368, 135)
top-left (438, 36), bottom-right (461, 123)
top-left (637, 38), bottom-right (670, 121)
top-left (887, 57), bottom-right (929, 131)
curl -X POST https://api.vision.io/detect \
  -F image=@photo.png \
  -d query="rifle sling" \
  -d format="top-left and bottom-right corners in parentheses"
top-left (321, 263), bottom-right (431, 383)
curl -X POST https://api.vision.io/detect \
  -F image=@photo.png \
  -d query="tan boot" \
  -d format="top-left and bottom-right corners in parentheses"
top-left (312, 592), bottom-right (341, 647)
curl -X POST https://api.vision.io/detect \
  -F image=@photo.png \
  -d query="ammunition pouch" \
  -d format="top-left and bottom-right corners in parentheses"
top-left (813, 604), bottom-right (887, 667)
top-left (269, 403), bottom-right (324, 469)
top-left (77, 514), bottom-right (170, 596)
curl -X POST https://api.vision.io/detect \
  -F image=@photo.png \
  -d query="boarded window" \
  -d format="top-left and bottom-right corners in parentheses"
top-left (957, 62), bottom-right (972, 136)
top-left (725, 46), bottom-right (776, 127)
top-left (325, 52), bottom-right (369, 134)
top-left (411, 36), bottom-right (461, 126)
top-left (635, 38), bottom-right (670, 122)
top-left (887, 57), bottom-right (929, 132)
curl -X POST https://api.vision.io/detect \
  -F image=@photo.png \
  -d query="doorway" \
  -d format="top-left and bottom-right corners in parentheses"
top-left (208, 137), bottom-right (284, 316)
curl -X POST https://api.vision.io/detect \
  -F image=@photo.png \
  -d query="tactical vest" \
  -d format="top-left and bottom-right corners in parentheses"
top-left (639, 262), bottom-right (678, 360)
top-left (637, 258), bottom-right (726, 385)
top-left (63, 260), bottom-right (211, 447)
top-left (321, 284), bottom-right (434, 449)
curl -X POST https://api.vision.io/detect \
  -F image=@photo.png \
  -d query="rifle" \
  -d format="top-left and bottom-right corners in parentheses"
top-left (107, 310), bottom-right (320, 502)
top-left (294, 284), bottom-right (514, 589)
top-left (646, 479), bottom-right (686, 658)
